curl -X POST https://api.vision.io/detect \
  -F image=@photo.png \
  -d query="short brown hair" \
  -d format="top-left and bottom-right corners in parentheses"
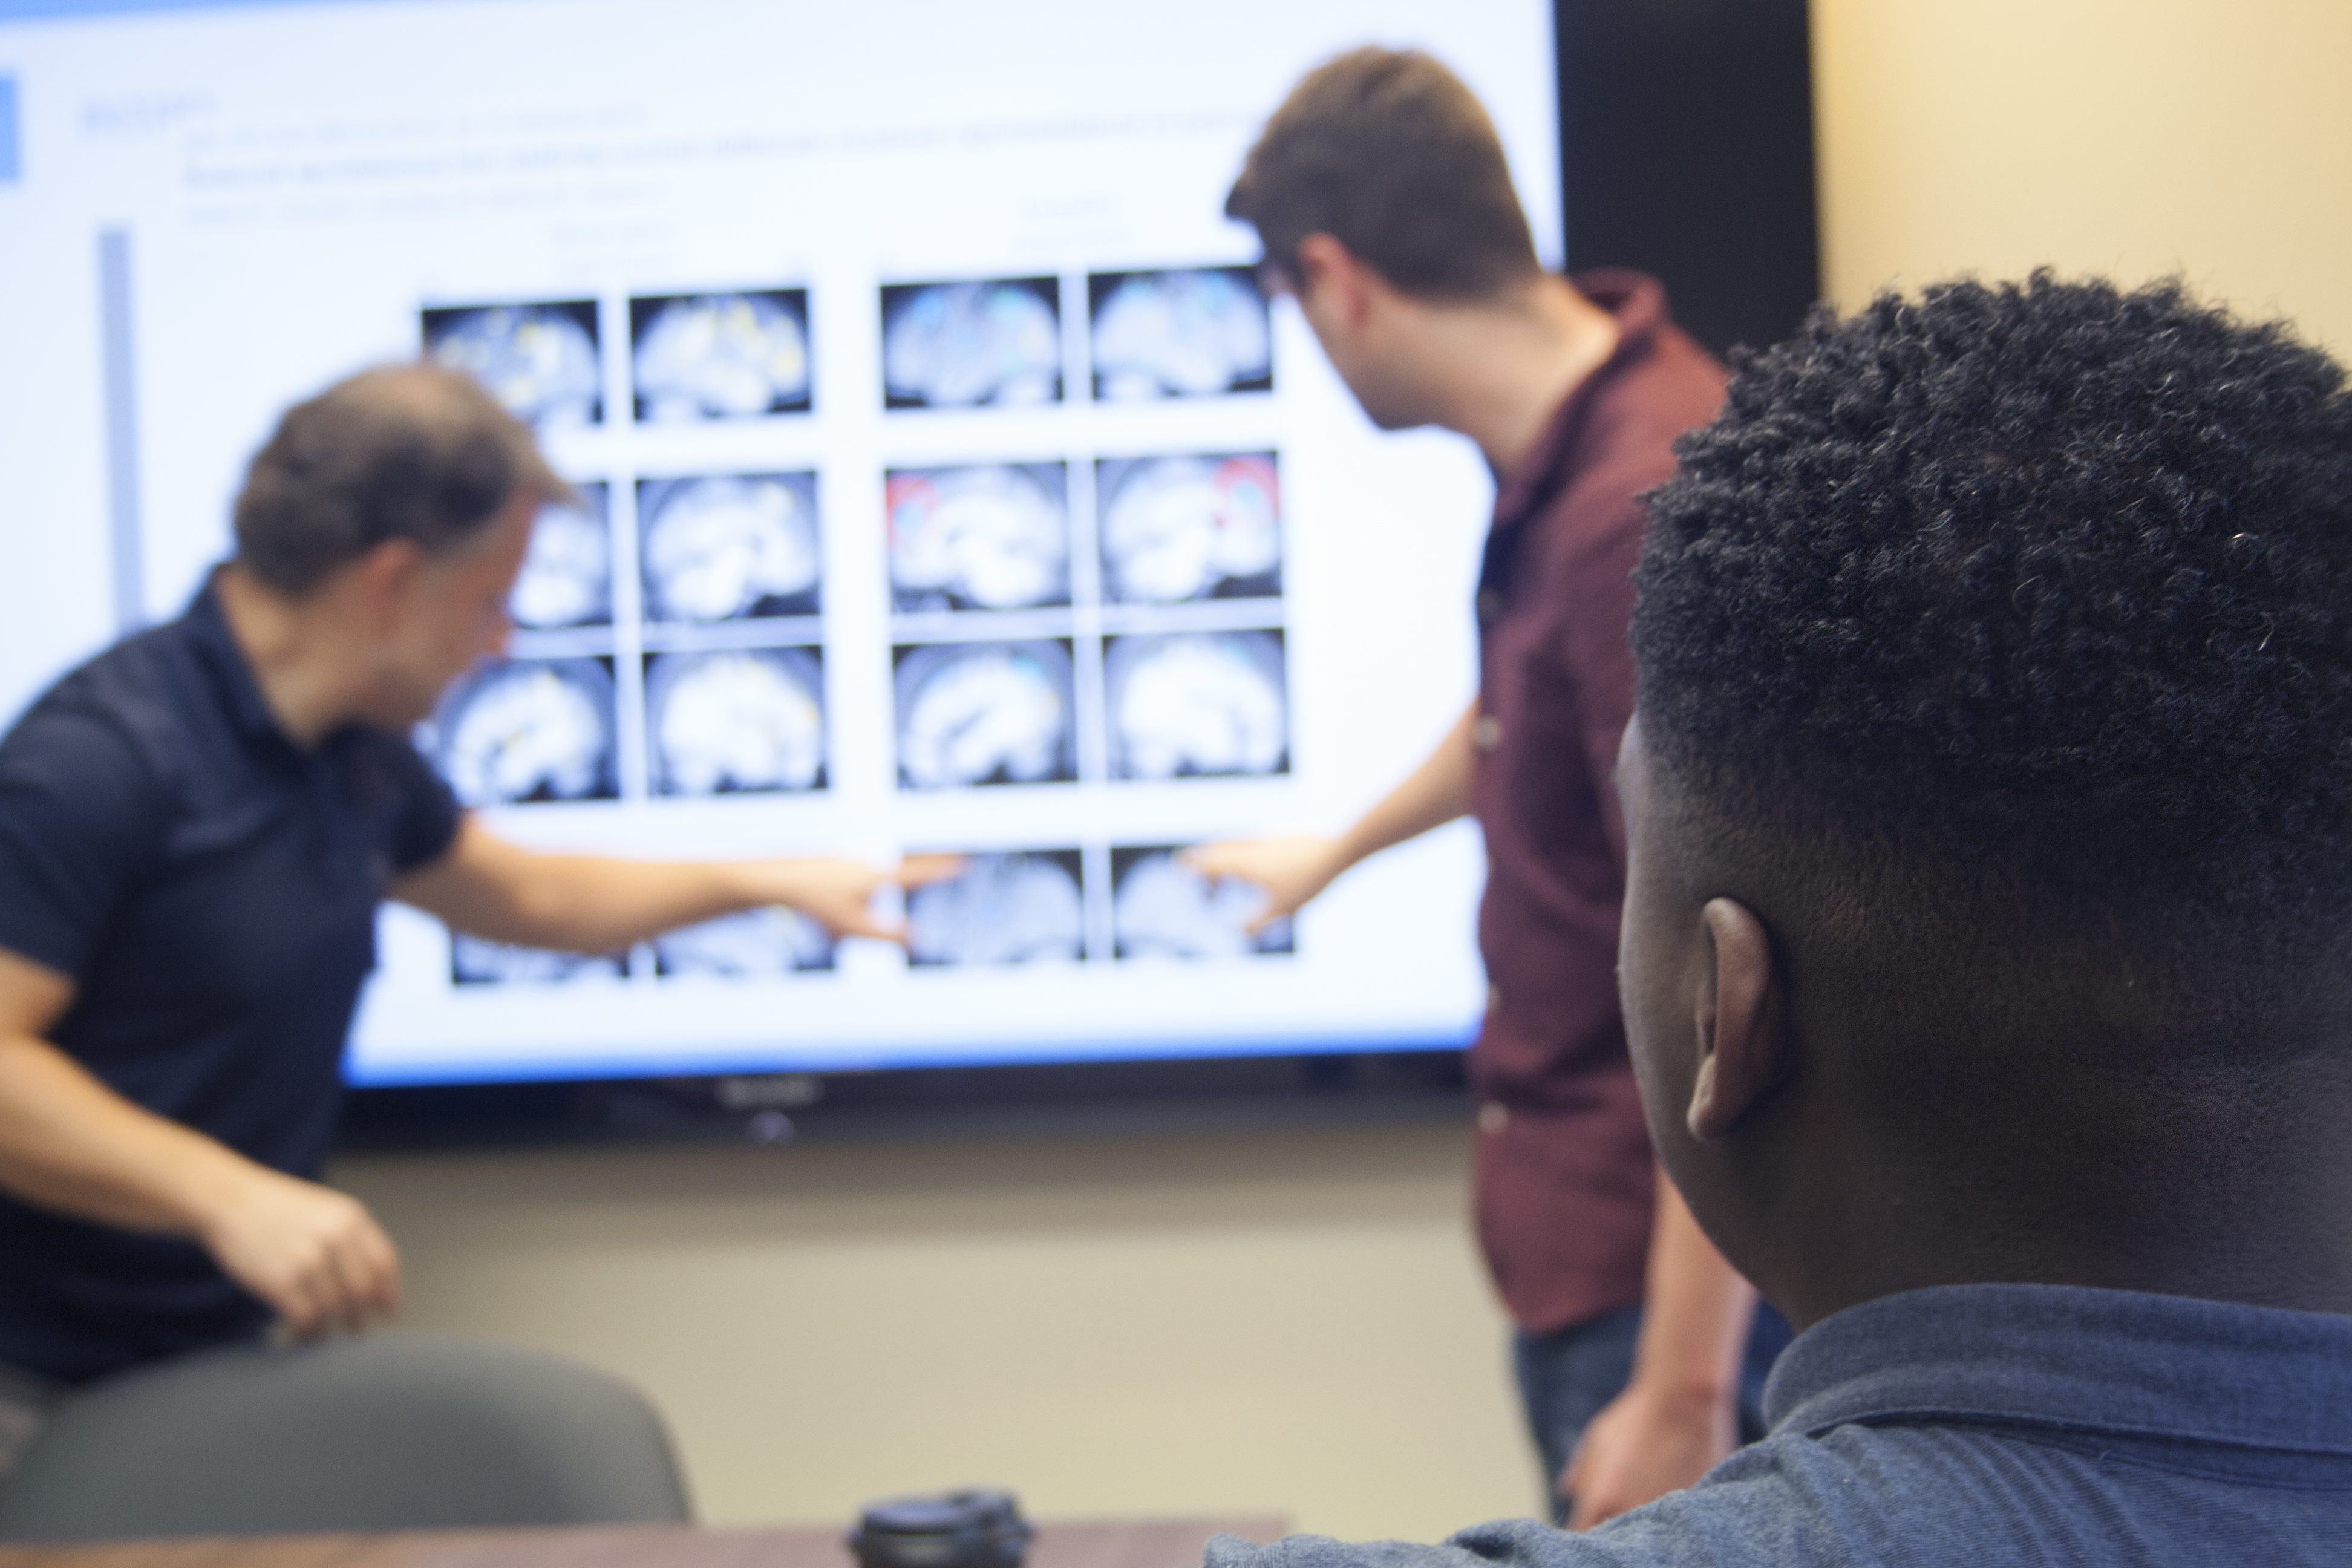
top-left (233, 362), bottom-right (569, 596)
top-left (1226, 47), bottom-right (1541, 302)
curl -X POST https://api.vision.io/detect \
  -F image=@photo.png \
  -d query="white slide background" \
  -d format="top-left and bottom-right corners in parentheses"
top-left (0, 0), bottom-right (1561, 1082)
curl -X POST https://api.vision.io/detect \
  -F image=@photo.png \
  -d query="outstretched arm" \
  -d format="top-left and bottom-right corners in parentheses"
top-left (0, 946), bottom-right (400, 1336)
top-left (1184, 699), bottom-right (1480, 930)
top-left (390, 818), bottom-right (964, 949)
top-left (1560, 1172), bottom-right (1758, 1528)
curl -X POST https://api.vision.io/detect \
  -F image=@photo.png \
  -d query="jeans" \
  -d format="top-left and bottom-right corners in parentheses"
top-left (1513, 1299), bottom-right (1794, 1521)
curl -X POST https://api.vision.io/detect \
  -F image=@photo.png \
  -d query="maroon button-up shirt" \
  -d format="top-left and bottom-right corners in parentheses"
top-left (1468, 272), bottom-right (1725, 1334)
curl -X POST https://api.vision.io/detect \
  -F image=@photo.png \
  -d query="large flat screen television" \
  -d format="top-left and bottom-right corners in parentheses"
top-left (0, 0), bottom-right (1814, 1146)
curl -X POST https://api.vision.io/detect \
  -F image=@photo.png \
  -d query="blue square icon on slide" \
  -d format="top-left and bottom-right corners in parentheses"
top-left (0, 78), bottom-right (18, 184)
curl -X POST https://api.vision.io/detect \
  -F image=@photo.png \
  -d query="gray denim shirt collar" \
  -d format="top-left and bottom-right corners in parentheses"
top-left (1765, 1281), bottom-right (2352, 1457)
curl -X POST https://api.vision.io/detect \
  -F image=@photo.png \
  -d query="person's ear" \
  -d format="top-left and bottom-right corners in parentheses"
top-left (347, 537), bottom-right (426, 630)
top-left (1688, 897), bottom-right (1788, 1140)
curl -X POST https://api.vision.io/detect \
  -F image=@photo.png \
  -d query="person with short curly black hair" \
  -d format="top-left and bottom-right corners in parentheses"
top-left (1201, 273), bottom-right (2352, 1564)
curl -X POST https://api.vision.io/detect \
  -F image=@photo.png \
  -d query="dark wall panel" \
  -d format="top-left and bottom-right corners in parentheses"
top-left (1557, 0), bottom-right (1821, 358)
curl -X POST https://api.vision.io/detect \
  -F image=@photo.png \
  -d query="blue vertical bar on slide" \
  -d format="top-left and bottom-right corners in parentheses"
top-left (98, 229), bottom-right (146, 633)
top-left (0, 77), bottom-right (19, 183)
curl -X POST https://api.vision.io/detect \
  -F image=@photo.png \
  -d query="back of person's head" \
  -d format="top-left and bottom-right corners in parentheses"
top-left (1226, 46), bottom-right (1540, 301)
top-left (234, 362), bottom-right (564, 598)
top-left (1631, 273), bottom-right (2352, 1263)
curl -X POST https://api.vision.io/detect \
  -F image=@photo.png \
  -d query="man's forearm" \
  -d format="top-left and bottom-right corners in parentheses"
top-left (0, 1028), bottom-right (405, 1333)
top-left (459, 851), bottom-right (751, 953)
top-left (0, 1031), bottom-right (261, 1237)
top-left (1332, 699), bottom-right (1480, 871)
top-left (390, 820), bottom-right (765, 953)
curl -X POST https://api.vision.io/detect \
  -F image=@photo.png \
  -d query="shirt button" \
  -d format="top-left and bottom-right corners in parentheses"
top-left (1478, 1101), bottom-right (1509, 1135)
top-left (1472, 716), bottom-right (1504, 751)
top-left (1475, 588), bottom-right (1504, 624)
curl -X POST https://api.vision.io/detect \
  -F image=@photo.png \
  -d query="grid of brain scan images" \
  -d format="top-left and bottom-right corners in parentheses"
top-left (426, 289), bottom-right (820, 428)
top-left (881, 267), bottom-right (1290, 970)
top-left (424, 468), bottom-right (834, 984)
top-left (878, 266), bottom-right (1276, 410)
top-left (884, 456), bottom-right (1288, 792)
top-left (420, 286), bottom-right (831, 988)
top-left (895, 845), bottom-right (1293, 969)
top-left (417, 262), bottom-right (1290, 984)
top-left (885, 449), bottom-right (1289, 793)
top-left (420, 479), bottom-right (827, 810)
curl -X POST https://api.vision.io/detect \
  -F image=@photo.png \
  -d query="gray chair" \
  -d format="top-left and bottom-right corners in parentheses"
top-left (0, 1331), bottom-right (691, 1540)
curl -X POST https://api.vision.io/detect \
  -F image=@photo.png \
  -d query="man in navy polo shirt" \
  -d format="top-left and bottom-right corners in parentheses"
top-left (0, 364), bottom-right (942, 1457)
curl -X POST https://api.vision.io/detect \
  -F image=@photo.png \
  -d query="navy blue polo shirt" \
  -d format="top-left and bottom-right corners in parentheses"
top-left (0, 577), bottom-right (460, 1383)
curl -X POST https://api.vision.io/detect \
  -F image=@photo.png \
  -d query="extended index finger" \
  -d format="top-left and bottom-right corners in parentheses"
top-left (890, 853), bottom-right (967, 887)
top-left (826, 907), bottom-right (909, 943)
top-left (1176, 842), bottom-right (1242, 878)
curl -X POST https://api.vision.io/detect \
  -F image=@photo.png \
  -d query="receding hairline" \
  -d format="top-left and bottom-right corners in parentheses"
top-left (327, 362), bottom-right (576, 512)
top-left (229, 358), bottom-right (576, 598)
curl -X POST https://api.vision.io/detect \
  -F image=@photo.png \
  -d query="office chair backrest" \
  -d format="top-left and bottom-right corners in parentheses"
top-left (0, 1332), bottom-right (692, 1540)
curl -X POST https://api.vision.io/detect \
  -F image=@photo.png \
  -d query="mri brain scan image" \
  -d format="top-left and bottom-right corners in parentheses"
top-left (648, 648), bottom-right (825, 795)
top-left (422, 301), bottom-right (601, 427)
top-left (631, 290), bottom-right (811, 421)
top-left (887, 464), bottom-right (1070, 612)
top-left (906, 852), bottom-right (1084, 966)
top-left (1106, 632), bottom-right (1287, 780)
top-left (433, 659), bottom-right (616, 806)
top-left (1098, 454), bottom-right (1281, 603)
top-left (639, 474), bottom-right (820, 621)
top-left (882, 279), bottom-right (1061, 408)
top-left (1112, 848), bottom-right (1292, 959)
top-left (451, 936), bottom-right (625, 987)
top-left (895, 640), bottom-right (1074, 789)
top-left (1089, 267), bottom-right (1271, 401)
top-left (510, 485), bottom-right (610, 629)
top-left (655, 907), bottom-right (833, 977)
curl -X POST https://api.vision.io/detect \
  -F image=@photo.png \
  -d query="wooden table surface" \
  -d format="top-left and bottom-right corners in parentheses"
top-left (0, 1515), bottom-right (1290, 1568)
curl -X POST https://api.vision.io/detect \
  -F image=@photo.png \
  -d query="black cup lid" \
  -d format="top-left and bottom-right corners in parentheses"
top-left (849, 1488), bottom-right (1033, 1563)
top-left (860, 1491), bottom-right (1021, 1536)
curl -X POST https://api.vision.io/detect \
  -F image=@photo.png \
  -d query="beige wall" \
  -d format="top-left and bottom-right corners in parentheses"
top-left (1812, 0), bottom-right (2352, 349)
top-left (333, 0), bottom-right (2352, 1541)
top-left (333, 1124), bottom-right (1535, 1538)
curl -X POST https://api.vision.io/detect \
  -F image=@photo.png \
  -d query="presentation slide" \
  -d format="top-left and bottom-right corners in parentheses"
top-left (0, 0), bottom-right (1560, 1083)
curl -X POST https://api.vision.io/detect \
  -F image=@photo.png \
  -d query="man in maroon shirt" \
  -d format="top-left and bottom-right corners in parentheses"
top-left (1191, 48), bottom-right (1785, 1527)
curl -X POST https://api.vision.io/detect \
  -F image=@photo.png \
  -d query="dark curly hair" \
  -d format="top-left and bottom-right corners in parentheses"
top-left (1634, 274), bottom-right (2352, 1041)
